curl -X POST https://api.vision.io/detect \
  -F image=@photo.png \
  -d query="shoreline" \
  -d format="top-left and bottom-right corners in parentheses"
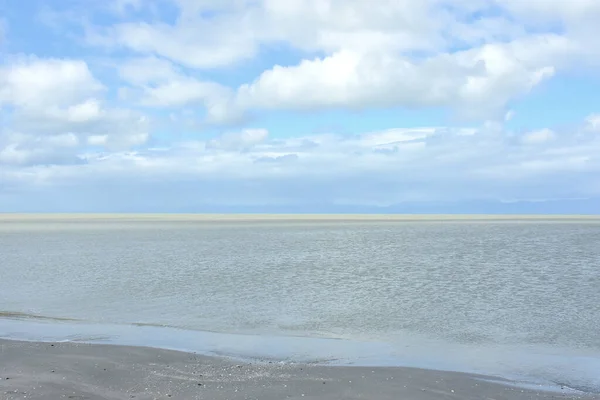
top-left (2, 213), bottom-right (600, 222)
top-left (1, 339), bottom-right (596, 400)
top-left (2, 315), bottom-right (600, 395)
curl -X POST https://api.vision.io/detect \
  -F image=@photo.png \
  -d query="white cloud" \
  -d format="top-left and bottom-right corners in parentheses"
top-left (359, 128), bottom-right (436, 148)
top-left (75, 0), bottom-right (595, 122)
top-left (495, 0), bottom-right (600, 62)
top-left (117, 56), bottom-right (239, 123)
top-left (10, 104), bottom-right (150, 151)
top-left (0, 132), bottom-right (82, 167)
top-left (97, 17), bottom-right (259, 69)
top-left (521, 128), bottom-right (556, 145)
top-left (0, 57), bottom-right (104, 109)
top-left (45, 99), bottom-right (105, 123)
top-left (585, 114), bottom-right (600, 132)
top-left (227, 35), bottom-right (565, 119)
top-left (2, 0), bottom-right (600, 210)
top-left (93, 0), bottom-right (442, 68)
top-left (103, 10), bottom-right (576, 120)
top-left (496, 0), bottom-right (600, 23)
top-left (258, 0), bottom-right (444, 54)
top-left (118, 56), bottom-right (181, 86)
top-left (1, 57), bottom-right (150, 153)
top-left (2, 118), bottom-right (600, 208)
top-left (139, 79), bottom-right (229, 108)
top-left (207, 128), bottom-right (269, 151)
top-left (85, 131), bottom-right (149, 150)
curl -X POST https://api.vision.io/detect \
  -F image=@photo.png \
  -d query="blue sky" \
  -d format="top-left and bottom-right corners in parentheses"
top-left (1, 0), bottom-right (600, 213)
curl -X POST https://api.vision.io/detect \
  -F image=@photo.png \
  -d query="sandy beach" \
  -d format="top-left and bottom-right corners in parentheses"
top-left (0, 339), bottom-right (595, 400)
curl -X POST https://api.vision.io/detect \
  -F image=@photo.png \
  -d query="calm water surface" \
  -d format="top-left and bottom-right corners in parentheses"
top-left (1, 219), bottom-right (600, 391)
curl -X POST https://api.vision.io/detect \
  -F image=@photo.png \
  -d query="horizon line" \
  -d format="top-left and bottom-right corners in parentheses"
top-left (1, 213), bottom-right (600, 221)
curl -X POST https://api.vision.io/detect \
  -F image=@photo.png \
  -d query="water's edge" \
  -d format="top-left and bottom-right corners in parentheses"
top-left (1, 315), bottom-right (598, 394)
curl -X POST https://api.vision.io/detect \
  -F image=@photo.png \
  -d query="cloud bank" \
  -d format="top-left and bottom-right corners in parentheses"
top-left (1, 0), bottom-right (600, 212)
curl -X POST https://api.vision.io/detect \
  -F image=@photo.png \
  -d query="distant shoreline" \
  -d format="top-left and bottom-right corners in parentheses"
top-left (2, 213), bottom-right (600, 222)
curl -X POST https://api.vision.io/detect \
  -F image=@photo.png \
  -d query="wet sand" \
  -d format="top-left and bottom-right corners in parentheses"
top-left (0, 339), bottom-right (596, 400)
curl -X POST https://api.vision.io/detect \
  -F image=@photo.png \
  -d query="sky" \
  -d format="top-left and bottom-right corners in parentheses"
top-left (1, 0), bottom-right (600, 213)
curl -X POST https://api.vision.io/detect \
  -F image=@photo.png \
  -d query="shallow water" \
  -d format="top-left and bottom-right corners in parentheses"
top-left (1, 218), bottom-right (600, 391)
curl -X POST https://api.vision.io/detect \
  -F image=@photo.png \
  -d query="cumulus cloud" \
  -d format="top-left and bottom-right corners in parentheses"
top-left (2, 0), bottom-right (600, 210)
top-left (230, 36), bottom-right (563, 119)
top-left (0, 132), bottom-right (83, 167)
top-left (116, 56), bottom-right (239, 123)
top-left (77, 0), bottom-right (594, 121)
top-left (0, 57), bottom-right (104, 109)
top-left (93, 13), bottom-right (260, 69)
top-left (0, 57), bottom-right (150, 164)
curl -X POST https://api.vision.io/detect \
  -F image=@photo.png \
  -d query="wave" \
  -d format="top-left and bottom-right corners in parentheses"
top-left (0, 311), bottom-right (78, 322)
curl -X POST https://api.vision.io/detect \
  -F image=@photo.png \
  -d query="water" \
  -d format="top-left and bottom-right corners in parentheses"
top-left (1, 217), bottom-right (600, 392)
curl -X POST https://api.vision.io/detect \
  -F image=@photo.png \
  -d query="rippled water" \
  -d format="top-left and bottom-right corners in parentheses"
top-left (1, 218), bottom-right (600, 390)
